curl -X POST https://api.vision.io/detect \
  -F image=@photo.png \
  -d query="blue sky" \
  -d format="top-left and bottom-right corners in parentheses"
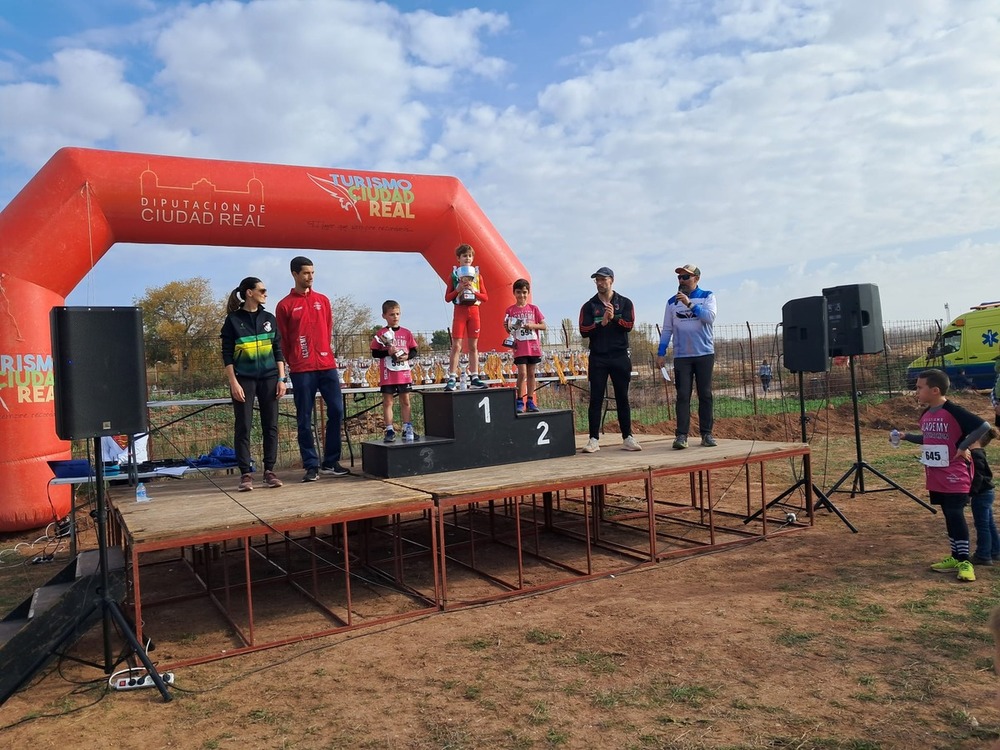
top-left (2, 0), bottom-right (1000, 337)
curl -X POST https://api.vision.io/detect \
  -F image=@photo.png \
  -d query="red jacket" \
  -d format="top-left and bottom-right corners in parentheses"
top-left (275, 288), bottom-right (338, 373)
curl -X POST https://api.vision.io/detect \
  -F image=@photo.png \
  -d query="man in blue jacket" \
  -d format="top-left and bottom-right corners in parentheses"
top-left (657, 264), bottom-right (718, 449)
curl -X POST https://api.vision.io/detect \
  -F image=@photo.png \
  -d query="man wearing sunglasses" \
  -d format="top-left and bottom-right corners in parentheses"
top-left (657, 264), bottom-right (718, 449)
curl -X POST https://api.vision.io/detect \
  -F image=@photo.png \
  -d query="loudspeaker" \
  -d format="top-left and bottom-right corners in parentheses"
top-left (782, 296), bottom-right (830, 373)
top-left (822, 283), bottom-right (884, 356)
top-left (50, 307), bottom-right (148, 440)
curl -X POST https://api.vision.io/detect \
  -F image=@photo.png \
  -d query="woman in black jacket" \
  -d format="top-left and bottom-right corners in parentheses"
top-left (220, 277), bottom-right (287, 491)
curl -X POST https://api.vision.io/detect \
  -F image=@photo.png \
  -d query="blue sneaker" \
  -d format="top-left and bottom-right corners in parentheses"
top-left (515, 397), bottom-right (525, 413)
top-left (526, 399), bottom-right (539, 412)
top-left (383, 427), bottom-right (396, 443)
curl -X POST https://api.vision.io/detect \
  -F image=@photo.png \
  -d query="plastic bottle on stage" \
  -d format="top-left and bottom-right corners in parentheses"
top-left (889, 429), bottom-right (901, 448)
top-left (135, 482), bottom-right (149, 503)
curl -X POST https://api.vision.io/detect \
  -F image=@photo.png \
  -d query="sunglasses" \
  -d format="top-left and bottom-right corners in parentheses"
top-left (677, 274), bottom-right (693, 281)
top-left (255, 288), bottom-right (267, 294)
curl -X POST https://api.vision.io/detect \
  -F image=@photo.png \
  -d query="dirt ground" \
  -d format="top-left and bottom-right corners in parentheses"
top-left (2, 392), bottom-right (1000, 750)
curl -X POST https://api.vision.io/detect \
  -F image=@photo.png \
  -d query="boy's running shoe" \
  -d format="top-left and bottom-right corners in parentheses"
top-left (526, 399), bottom-right (539, 413)
top-left (515, 397), bottom-right (525, 413)
top-left (445, 376), bottom-right (457, 392)
top-left (384, 427), bottom-right (396, 443)
top-left (469, 376), bottom-right (488, 389)
top-left (930, 556), bottom-right (960, 573)
top-left (957, 560), bottom-right (976, 582)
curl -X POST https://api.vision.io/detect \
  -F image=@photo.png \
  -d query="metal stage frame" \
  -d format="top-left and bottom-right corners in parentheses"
top-left (108, 435), bottom-right (813, 670)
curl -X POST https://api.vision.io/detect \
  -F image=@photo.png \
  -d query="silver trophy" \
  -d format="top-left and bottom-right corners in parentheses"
top-left (456, 265), bottom-right (478, 305)
top-left (503, 315), bottom-right (524, 348)
top-left (373, 329), bottom-right (395, 348)
top-left (374, 329), bottom-right (404, 364)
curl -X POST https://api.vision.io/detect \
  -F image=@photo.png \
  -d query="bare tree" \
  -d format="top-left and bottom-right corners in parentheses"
top-left (331, 294), bottom-right (376, 358)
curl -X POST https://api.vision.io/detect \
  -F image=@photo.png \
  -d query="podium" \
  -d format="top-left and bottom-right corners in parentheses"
top-left (362, 387), bottom-right (576, 478)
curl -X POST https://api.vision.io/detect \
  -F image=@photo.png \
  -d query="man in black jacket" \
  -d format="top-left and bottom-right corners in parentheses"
top-left (578, 267), bottom-right (641, 453)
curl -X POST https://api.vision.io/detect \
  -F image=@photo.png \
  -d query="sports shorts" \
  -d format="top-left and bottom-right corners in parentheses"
top-left (452, 305), bottom-right (481, 339)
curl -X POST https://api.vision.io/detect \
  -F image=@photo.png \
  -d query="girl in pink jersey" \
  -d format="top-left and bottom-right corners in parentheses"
top-left (503, 279), bottom-right (547, 413)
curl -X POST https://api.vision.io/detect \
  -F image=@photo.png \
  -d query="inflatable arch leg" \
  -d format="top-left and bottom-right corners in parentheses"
top-left (0, 275), bottom-right (72, 530)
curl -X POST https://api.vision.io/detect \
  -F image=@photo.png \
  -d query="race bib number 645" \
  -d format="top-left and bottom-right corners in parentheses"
top-left (920, 445), bottom-right (950, 467)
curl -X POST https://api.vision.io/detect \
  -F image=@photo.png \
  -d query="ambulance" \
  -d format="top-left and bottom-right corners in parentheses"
top-left (906, 301), bottom-right (1000, 389)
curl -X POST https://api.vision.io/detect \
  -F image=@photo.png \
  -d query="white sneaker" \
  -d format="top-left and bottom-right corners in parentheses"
top-left (622, 435), bottom-right (642, 451)
top-left (582, 437), bottom-right (600, 453)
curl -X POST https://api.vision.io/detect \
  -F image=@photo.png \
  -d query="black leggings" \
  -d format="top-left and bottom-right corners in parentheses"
top-left (940, 502), bottom-right (969, 541)
top-left (936, 495), bottom-right (970, 550)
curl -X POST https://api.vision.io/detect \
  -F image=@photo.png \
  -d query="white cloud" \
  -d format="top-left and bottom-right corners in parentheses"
top-left (0, 48), bottom-right (145, 164)
top-left (2, 0), bottom-right (1000, 336)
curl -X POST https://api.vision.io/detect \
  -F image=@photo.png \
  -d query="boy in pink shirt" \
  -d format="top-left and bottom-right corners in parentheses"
top-left (503, 278), bottom-right (547, 413)
top-left (371, 300), bottom-right (419, 442)
top-left (897, 368), bottom-right (990, 581)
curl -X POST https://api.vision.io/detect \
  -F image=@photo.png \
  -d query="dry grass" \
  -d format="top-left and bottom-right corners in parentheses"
top-left (2, 393), bottom-right (999, 749)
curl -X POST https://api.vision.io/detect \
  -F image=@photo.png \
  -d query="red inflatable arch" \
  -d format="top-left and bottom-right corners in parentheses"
top-left (0, 147), bottom-right (528, 531)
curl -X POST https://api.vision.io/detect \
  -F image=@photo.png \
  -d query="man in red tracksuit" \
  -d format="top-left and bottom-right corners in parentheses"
top-left (275, 256), bottom-right (348, 482)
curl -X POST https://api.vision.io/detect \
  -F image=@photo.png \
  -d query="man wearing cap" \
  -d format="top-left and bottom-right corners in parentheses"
top-left (657, 264), bottom-right (718, 449)
top-left (578, 267), bottom-right (642, 453)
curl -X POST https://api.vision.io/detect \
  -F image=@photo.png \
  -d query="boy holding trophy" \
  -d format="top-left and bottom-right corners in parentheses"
top-left (503, 278), bottom-right (547, 413)
top-left (371, 300), bottom-right (419, 442)
top-left (444, 243), bottom-right (489, 391)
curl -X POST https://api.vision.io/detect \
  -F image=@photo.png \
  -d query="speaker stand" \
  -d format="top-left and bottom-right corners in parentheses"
top-left (84, 438), bottom-right (172, 701)
top-left (825, 356), bottom-right (936, 514)
top-left (746, 371), bottom-right (856, 531)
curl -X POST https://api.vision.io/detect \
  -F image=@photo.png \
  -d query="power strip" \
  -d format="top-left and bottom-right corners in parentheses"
top-left (113, 672), bottom-right (175, 691)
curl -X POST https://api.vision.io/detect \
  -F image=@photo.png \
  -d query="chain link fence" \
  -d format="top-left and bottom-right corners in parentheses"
top-left (136, 319), bottom-right (944, 469)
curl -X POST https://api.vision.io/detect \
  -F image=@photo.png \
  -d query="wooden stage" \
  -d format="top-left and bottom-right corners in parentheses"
top-left (108, 434), bottom-right (813, 669)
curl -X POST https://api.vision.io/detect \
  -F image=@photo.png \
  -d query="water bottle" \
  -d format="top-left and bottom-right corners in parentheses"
top-left (889, 429), bottom-right (901, 448)
top-left (135, 482), bottom-right (149, 503)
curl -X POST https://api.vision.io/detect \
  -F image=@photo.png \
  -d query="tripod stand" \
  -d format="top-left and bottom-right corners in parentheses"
top-left (746, 370), bottom-right (856, 531)
top-left (83, 439), bottom-right (172, 701)
top-left (825, 355), bottom-right (936, 514)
